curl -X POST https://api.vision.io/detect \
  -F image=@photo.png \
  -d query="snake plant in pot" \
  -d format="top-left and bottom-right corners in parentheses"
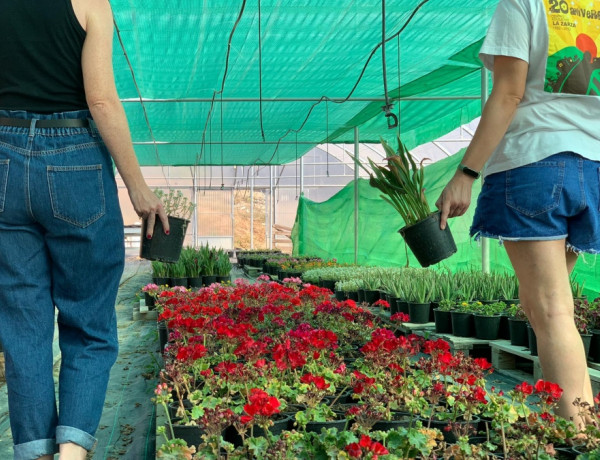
top-left (354, 135), bottom-right (456, 267)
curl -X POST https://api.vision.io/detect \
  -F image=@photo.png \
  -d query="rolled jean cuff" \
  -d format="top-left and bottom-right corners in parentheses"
top-left (56, 425), bottom-right (96, 451)
top-left (14, 438), bottom-right (57, 460)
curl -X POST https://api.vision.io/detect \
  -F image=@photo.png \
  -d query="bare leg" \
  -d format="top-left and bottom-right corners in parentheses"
top-left (504, 240), bottom-right (592, 425)
top-left (36, 456), bottom-right (54, 460)
top-left (58, 443), bottom-right (87, 460)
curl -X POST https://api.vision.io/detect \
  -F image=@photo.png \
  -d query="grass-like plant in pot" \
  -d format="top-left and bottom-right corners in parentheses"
top-left (140, 189), bottom-right (196, 263)
top-left (353, 134), bottom-right (456, 267)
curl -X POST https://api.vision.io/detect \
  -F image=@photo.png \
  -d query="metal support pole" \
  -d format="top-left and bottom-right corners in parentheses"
top-left (192, 166), bottom-right (198, 247)
top-left (354, 128), bottom-right (359, 265)
top-left (250, 168), bottom-right (255, 249)
top-left (299, 156), bottom-right (304, 196)
top-left (481, 68), bottom-right (491, 273)
top-left (273, 166), bottom-right (278, 250)
top-left (269, 166), bottom-right (274, 249)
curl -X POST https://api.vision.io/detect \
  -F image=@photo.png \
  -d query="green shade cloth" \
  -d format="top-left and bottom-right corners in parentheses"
top-left (110, 0), bottom-right (500, 165)
top-left (291, 153), bottom-right (600, 297)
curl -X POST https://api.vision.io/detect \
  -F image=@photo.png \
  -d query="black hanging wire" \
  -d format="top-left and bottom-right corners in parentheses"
top-left (195, 0), bottom-right (248, 167)
top-left (295, 133), bottom-right (298, 199)
top-left (381, 0), bottom-right (398, 129)
top-left (220, 93), bottom-right (225, 189)
top-left (263, 0), bottom-right (430, 164)
top-left (113, 17), bottom-right (170, 187)
top-left (258, 0), bottom-right (266, 142)
top-left (326, 101), bottom-right (330, 177)
top-left (397, 34), bottom-right (401, 135)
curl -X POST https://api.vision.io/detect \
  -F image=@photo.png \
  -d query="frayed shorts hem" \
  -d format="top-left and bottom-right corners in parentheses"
top-left (471, 231), bottom-right (568, 244)
top-left (13, 438), bottom-right (57, 460)
top-left (472, 232), bottom-right (600, 255)
top-left (56, 425), bottom-right (97, 451)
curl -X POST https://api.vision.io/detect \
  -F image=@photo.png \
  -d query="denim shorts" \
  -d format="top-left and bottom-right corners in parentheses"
top-left (471, 152), bottom-right (600, 253)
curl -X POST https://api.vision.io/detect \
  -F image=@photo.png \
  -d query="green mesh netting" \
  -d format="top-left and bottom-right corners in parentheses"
top-left (110, 0), bottom-right (500, 166)
top-left (291, 153), bottom-right (600, 296)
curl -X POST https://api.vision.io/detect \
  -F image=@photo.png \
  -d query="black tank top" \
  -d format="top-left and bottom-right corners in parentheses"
top-left (0, 0), bottom-right (88, 113)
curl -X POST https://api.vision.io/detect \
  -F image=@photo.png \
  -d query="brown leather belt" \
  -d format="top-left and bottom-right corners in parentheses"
top-left (0, 117), bottom-right (89, 128)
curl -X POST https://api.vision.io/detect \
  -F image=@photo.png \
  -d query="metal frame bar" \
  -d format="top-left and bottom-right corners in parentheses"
top-left (121, 96), bottom-right (482, 103)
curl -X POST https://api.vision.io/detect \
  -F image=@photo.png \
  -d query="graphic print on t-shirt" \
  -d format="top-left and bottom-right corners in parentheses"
top-left (544, 0), bottom-right (600, 95)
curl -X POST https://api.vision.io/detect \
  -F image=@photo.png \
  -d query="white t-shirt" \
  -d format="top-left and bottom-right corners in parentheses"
top-left (479, 0), bottom-right (600, 177)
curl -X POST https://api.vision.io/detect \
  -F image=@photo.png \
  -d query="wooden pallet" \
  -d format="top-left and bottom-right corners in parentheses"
top-left (412, 330), bottom-right (490, 356)
top-left (490, 340), bottom-right (600, 392)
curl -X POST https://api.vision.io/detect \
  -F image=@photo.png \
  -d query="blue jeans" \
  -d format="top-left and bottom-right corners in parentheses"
top-left (0, 110), bottom-right (124, 459)
top-left (471, 152), bottom-right (600, 253)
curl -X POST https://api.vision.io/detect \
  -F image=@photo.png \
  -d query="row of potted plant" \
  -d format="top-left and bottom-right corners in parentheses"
top-left (150, 278), bottom-right (600, 459)
top-left (151, 244), bottom-right (232, 288)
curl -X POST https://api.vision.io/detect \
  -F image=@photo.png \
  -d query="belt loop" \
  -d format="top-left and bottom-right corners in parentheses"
top-left (28, 119), bottom-right (37, 138)
top-left (88, 118), bottom-right (98, 138)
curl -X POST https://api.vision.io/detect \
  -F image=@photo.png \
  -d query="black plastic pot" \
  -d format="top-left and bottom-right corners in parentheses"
top-left (527, 323), bottom-right (538, 356)
top-left (168, 418), bottom-right (205, 447)
top-left (152, 276), bottom-right (169, 286)
top-left (433, 309), bottom-right (452, 333)
top-left (334, 290), bottom-right (347, 301)
top-left (158, 320), bottom-right (168, 353)
top-left (508, 318), bottom-right (528, 346)
top-left (144, 292), bottom-right (156, 310)
top-left (140, 216), bottom-right (189, 263)
top-left (473, 314), bottom-right (501, 340)
top-left (590, 329), bottom-right (600, 362)
top-left (388, 297), bottom-right (400, 315)
top-left (320, 279), bottom-right (337, 291)
top-left (451, 311), bottom-right (474, 337)
top-left (305, 418), bottom-right (347, 434)
top-left (408, 302), bottom-right (430, 324)
top-left (364, 290), bottom-right (380, 305)
top-left (346, 291), bottom-right (359, 301)
top-left (398, 211), bottom-right (457, 268)
top-left (203, 275), bottom-right (217, 286)
top-left (581, 333), bottom-right (592, 358)
top-left (397, 300), bottom-right (409, 315)
top-left (216, 275), bottom-right (230, 284)
top-left (188, 276), bottom-right (204, 289)
top-left (170, 277), bottom-right (188, 288)
top-left (225, 414), bottom-right (292, 447)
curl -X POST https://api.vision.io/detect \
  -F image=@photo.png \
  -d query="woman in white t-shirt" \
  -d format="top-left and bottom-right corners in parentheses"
top-left (437, 0), bottom-right (600, 426)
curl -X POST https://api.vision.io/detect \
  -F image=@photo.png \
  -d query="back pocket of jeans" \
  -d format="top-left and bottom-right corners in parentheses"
top-left (0, 160), bottom-right (9, 213)
top-left (505, 161), bottom-right (564, 217)
top-left (47, 164), bottom-right (105, 227)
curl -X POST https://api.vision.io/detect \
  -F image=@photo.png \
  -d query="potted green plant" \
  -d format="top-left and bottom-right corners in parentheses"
top-left (472, 301), bottom-right (505, 340)
top-left (140, 189), bottom-right (195, 263)
top-left (151, 260), bottom-right (169, 286)
top-left (405, 271), bottom-right (435, 324)
top-left (507, 303), bottom-right (528, 346)
top-left (353, 134), bottom-right (456, 267)
top-left (215, 249), bottom-right (232, 283)
top-left (450, 300), bottom-right (476, 338)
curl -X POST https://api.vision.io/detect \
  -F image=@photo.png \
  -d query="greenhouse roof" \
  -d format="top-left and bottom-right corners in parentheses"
top-left (111, 0), bottom-right (500, 166)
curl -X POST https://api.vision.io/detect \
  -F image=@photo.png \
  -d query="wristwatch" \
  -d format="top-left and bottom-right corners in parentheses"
top-left (458, 163), bottom-right (481, 179)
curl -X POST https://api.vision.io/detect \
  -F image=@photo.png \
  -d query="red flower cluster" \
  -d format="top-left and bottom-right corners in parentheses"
top-left (390, 312), bottom-right (410, 323)
top-left (175, 342), bottom-right (207, 362)
top-left (515, 381), bottom-right (534, 396)
top-left (241, 388), bottom-right (281, 424)
top-left (300, 373), bottom-right (330, 390)
top-left (345, 435), bottom-right (389, 459)
top-left (534, 379), bottom-right (563, 404)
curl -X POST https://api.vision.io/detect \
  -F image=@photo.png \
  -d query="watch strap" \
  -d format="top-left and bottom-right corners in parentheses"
top-left (458, 163), bottom-right (481, 179)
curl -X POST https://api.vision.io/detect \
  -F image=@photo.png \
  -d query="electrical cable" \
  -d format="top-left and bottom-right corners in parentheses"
top-left (381, 0), bottom-right (398, 129)
top-left (258, 0), bottom-right (266, 142)
top-left (326, 100), bottom-right (330, 177)
top-left (262, 0), bottom-right (431, 165)
top-left (113, 17), bottom-right (170, 187)
top-left (221, 93), bottom-right (225, 189)
top-left (194, 0), bottom-right (248, 167)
